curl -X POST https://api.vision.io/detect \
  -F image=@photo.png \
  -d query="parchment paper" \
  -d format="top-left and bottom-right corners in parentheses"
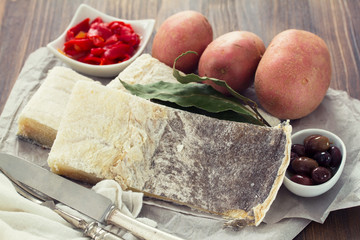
top-left (0, 47), bottom-right (359, 240)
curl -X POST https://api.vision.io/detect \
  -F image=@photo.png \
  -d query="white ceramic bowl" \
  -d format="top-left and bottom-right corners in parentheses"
top-left (47, 4), bottom-right (155, 78)
top-left (283, 128), bottom-right (346, 197)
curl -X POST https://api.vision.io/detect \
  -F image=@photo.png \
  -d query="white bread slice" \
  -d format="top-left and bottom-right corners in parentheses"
top-left (48, 80), bottom-right (292, 226)
top-left (17, 66), bottom-right (94, 148)
top-left (106, 53), bottom-right (178, 90)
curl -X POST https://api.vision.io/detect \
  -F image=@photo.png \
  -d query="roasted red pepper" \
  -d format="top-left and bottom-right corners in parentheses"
top-left (64, 38), bottom-right (94, 52)
top-left (87, 22), bottom-right (113, 47)
top-left (103, 42), bottom-right (133, 60)
top-left (62, 17), bottom-right (140, 65)
top-left (66, 18), bottom-right (90, 42)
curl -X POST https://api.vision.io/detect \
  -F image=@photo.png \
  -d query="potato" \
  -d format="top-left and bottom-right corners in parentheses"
top-left (198, 31), bottom-right (265, 95)
top-left (255, 29), bottom-right (331, 120)
top-left (152, 11), bottom-right (213, 73)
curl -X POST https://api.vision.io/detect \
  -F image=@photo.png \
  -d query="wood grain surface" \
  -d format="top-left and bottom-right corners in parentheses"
top-left (0, 0), bottom-right (359, 239)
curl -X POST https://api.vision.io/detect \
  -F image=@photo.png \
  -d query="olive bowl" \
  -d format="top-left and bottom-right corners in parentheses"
top-left (283, 128), bottom-right (346, 197)
top-left (47, 4), bottom-right (155, 78)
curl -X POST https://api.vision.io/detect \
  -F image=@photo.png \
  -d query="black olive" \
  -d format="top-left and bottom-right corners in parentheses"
top-left (292, 157), bottom-right (319, 175)
top-left (328, 146), bottom-right (342, 167)
top-left (305, 135), bottom-right (330, 154)
top-left (312, 167), bottom-right (332, 184)
top-left (291, 144), bottom-right (306, 156)
top-left (313, 151), bottom-right (332, 167)
top-left (290, 174), bottom-right (313, 185)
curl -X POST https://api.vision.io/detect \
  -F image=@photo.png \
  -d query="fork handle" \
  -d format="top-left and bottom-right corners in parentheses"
top-left (107, 208), bottom-right (184, 240)
top-left (53, 207), bottom-right (124, 240)
top-left (85, 222), bottom-right (125, 240)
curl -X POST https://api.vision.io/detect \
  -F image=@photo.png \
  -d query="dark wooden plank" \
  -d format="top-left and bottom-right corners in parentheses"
top-left (295, 206), bottom-right (360, 240)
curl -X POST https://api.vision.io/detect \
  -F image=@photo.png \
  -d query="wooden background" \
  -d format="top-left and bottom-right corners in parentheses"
top-left (0, 0), bottom-right (359, 239)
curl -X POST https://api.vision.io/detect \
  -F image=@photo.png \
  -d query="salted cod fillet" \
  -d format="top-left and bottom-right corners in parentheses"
top-left (16, 54), bottom-right (178, 148)
top-left (17, 66), bottom-right (94, 148)
top-left (48, 80), bottom-right (292, 226)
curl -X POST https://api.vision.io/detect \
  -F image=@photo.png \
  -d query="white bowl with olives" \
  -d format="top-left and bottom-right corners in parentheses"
top-left (283, 128), bottom-right (346, 197)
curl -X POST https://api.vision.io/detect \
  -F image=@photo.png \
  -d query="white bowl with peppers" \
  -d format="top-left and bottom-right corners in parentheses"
top-left (283, 128), bottom-right (346, 197)
top-left (47, 4), bottom-right (155, 78)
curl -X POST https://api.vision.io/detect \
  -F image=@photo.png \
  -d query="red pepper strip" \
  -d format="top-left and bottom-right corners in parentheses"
top-left (117, 33), bottom-right (140, 46)
top-left (64, 38), bottom-right (94, 53)
top-left (132, 34), bottom-right (141, 46)
top-left (108, 21), bottom-right (123, 31)
top-left (63, 49), bottom-right (88, 60)
top-left (108, 22), bottom-right (140, 46)
top-left (103, 42), bottom-right (133, 60)
top-left (91, 17), bottom-right (104, 24)
top-left (109, 21), bottom-right (134, 35)
top-left (88, 22), bottom-right (113, 47)
top-left (63, 48), bottom-right (80, 57)
top-left (80, 55), bottom-right (103, 65)
top-left (90, 48), bottom-right (105, 56)
top-left (89, 36), bottom-right (106, 47)
top-left (104, 34), bottom-right (120, 45)
top-left (81, 54), bottom-right (118, 65)
top-left (121, 53), bottom-right (131, 62)
top-left (66, 18), bottom-right (90, 41)
top-left (101, 57), bottom-right (116, 65)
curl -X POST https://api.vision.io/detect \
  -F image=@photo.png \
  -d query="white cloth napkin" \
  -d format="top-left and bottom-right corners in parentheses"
top-left (0, 173), bottom-right (156, 240)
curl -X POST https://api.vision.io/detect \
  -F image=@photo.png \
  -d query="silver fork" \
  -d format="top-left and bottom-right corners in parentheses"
top-left (0, 167), bottom-right (124, 240)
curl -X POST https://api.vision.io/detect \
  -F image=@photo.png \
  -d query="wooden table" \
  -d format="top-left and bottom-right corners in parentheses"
top-left (0, 0), bottom-right (359, 239)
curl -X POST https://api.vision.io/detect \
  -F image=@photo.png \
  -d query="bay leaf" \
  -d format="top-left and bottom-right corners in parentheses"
top-left (119, 51), bottom-right (270, 126)
top-left (172, 51), bottom-right (270, 126)
top-left (120, 80), bottom-right (265, 125)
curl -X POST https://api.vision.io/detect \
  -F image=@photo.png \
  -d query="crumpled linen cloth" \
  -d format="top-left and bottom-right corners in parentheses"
top-left (0, 173), bottom-right (156, 240)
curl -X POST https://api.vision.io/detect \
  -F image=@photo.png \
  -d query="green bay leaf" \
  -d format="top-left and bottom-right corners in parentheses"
top-left (172, 51), bottom-right (270, 126)
top-left (120, 80), bottom-right (264, 125)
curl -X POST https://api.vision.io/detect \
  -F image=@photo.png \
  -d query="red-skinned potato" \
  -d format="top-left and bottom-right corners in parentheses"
top-left (152, 11), bottom-right (213, 73)
top-left (198, 31), bottom-right (265, 95)
top-left (255, 29), bottom-right (331, 120)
